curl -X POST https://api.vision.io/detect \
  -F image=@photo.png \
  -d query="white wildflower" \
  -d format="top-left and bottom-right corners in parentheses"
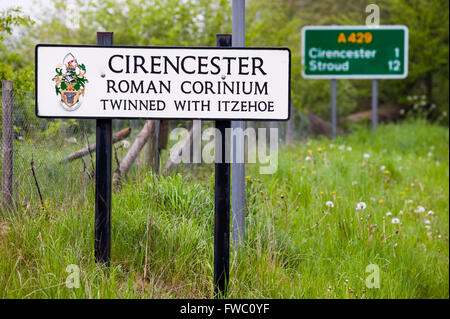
top-left (399, 210), bottom-right (404, 215)
top-left (339, 145), bottom-right (345, 150)
top-left (427, 211), bottom-right (434, 216)
top-left (122, 140), bottom-right (131, 149)
top-left (326, 201), bottom-right (334, 208)
top-left (425, 225), bottom-right (431, 230)
top-left (380, 165), bottom-right (386, 171)
top-left (414, 206), bottom-right (425, 213)
top-left (391, 218), bottom-right (401, 224)
top-left (356, 202), bottom-right (367, 210)
top-left (363, 153), bottom-right (370, 159)
top-left (347, 146), bottom-right (352, 151)
top-left (305, 156), bottom-right (312, 161)
top-left (352, 181), bottom-right (358, 186)
top-left (424, 220), bottom-right (431, 225)
top-left (386, 212), bottom-right (392, 217)
top-left (427, 152), bottom-right (433, 157)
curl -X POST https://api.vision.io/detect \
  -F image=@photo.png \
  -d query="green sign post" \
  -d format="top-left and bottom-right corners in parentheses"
top-left (301, 25), bottom-right (408, 136)
top-left (302, 25), bottom-right (408, 79)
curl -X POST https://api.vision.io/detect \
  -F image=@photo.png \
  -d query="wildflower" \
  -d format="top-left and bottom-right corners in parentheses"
top-left (425, 225), bottom-right (431, 230)
top-left (245, 175), bottom-right (250, 179)
top-left (317, 147), bottom-right (323, 152)
top-left (326, 201), bottom-right (334, 208)
top-left (329, 144), bottom-right (335, 148)
top-left (356, 202), bottom-right (367, 210)
top-left (301, 165), bottom-right (306, 169)
top-left (352, 181), bottom-right (357, 186)
top-left (347, 146), bottom-right (352, 151)
top-left (427, 211), bottom-right (434, 216)
top-left (385, 170), bottom-right (390, 175)
top-left (337, 195), bottom-right (342, 199)
top-left (407, 200), bottom-right (413, 204)
top-left (399, 211), bottom-right (404, 215)
top-left (344, 279), bottom-right (349, 285)
top-left (379, 199), bottom-right (384, 204)
top-left (363, 153), bottom-right (370, 159)
top-left (122, 140), bottom-right (131, 148)
top-left (415, 206), bottom-right (425, 213)
top-left (427, 152), bottom-right (433, 157)
top-left (328, 286), bottom-right (333, 292)
top-left (308, 149), bottom-right (313, 154)
top-left (386, 212), bottom-right (392, 217)
top-left (399, 191), bottom-right (405, 195)
top-left (305, 156), bottom-right (312, 161)
top-left (380, 165), bottom-right (386, 171)
top-left (320, 191), bottom-right (324, 195)
top-left (391, 218), bottom-right (401, 224)
top-left (331, 191), bottom-right (337, 195)
top-left (312, 170), bottom-right (316, 174)
top-left (339, 145), bottom-right (345, 150)
top-left (424, 220), bottom-right (431, 225)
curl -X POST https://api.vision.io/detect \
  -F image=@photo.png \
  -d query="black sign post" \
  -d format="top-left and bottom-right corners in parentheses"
top-left (214, 34), bottom-right (232, 298)
top-left (95, 32), bottom-right (113, 265)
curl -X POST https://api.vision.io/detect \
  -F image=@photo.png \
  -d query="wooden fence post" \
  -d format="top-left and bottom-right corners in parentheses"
top-left (2, 80), bottom-right (14, 216)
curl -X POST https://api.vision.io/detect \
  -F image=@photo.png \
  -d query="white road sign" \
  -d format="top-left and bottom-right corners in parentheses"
top-left (36, 45), bottom-right (291, 120)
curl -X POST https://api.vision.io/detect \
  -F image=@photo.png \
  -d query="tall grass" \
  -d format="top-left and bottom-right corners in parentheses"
top-left (0, 119), bottom-right (448, 298)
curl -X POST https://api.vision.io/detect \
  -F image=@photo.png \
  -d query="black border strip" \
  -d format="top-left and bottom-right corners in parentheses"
top-left (35, 44), bottom-right (291, 121)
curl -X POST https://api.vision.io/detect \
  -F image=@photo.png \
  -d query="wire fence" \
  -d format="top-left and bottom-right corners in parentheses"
top-left (1, 88), bottom-right (307, 215)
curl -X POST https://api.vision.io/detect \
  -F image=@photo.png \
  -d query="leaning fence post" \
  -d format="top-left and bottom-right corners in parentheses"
top-left (2, 80), bottom-right (14, 216)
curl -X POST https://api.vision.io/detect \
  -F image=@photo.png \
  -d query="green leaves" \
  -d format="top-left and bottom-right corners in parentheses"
top-left (60, 81), bottom-right (67, 90)
top-left (55, 85), bottom-right (60, 95)
top-left (80, 64), bottom-right (86, 71)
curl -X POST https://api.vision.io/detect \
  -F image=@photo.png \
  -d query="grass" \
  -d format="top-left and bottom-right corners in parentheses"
top-left (0, 119), bottom-right (448, 298)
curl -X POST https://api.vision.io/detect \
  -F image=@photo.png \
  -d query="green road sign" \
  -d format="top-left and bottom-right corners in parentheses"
top-left (301, 25), bottom-right (408, 79)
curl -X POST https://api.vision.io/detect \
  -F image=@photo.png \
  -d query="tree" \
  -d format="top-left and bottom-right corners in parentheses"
top-left (0, 7), bottom-right (34, 90)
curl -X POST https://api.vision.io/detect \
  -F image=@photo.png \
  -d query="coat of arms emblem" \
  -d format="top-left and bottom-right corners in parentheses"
top-left (53, 53), bottom-right (87, 111)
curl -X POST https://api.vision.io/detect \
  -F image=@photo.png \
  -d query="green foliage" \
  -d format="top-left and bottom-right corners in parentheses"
top-left (1, 0), bottom-right (448, 123)
top-left (0, 7), bottom-right (34, 90)
top-left (0, 120), bottom-right (448, 298)
top-left (0, 7), bottom-right (33, 40)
